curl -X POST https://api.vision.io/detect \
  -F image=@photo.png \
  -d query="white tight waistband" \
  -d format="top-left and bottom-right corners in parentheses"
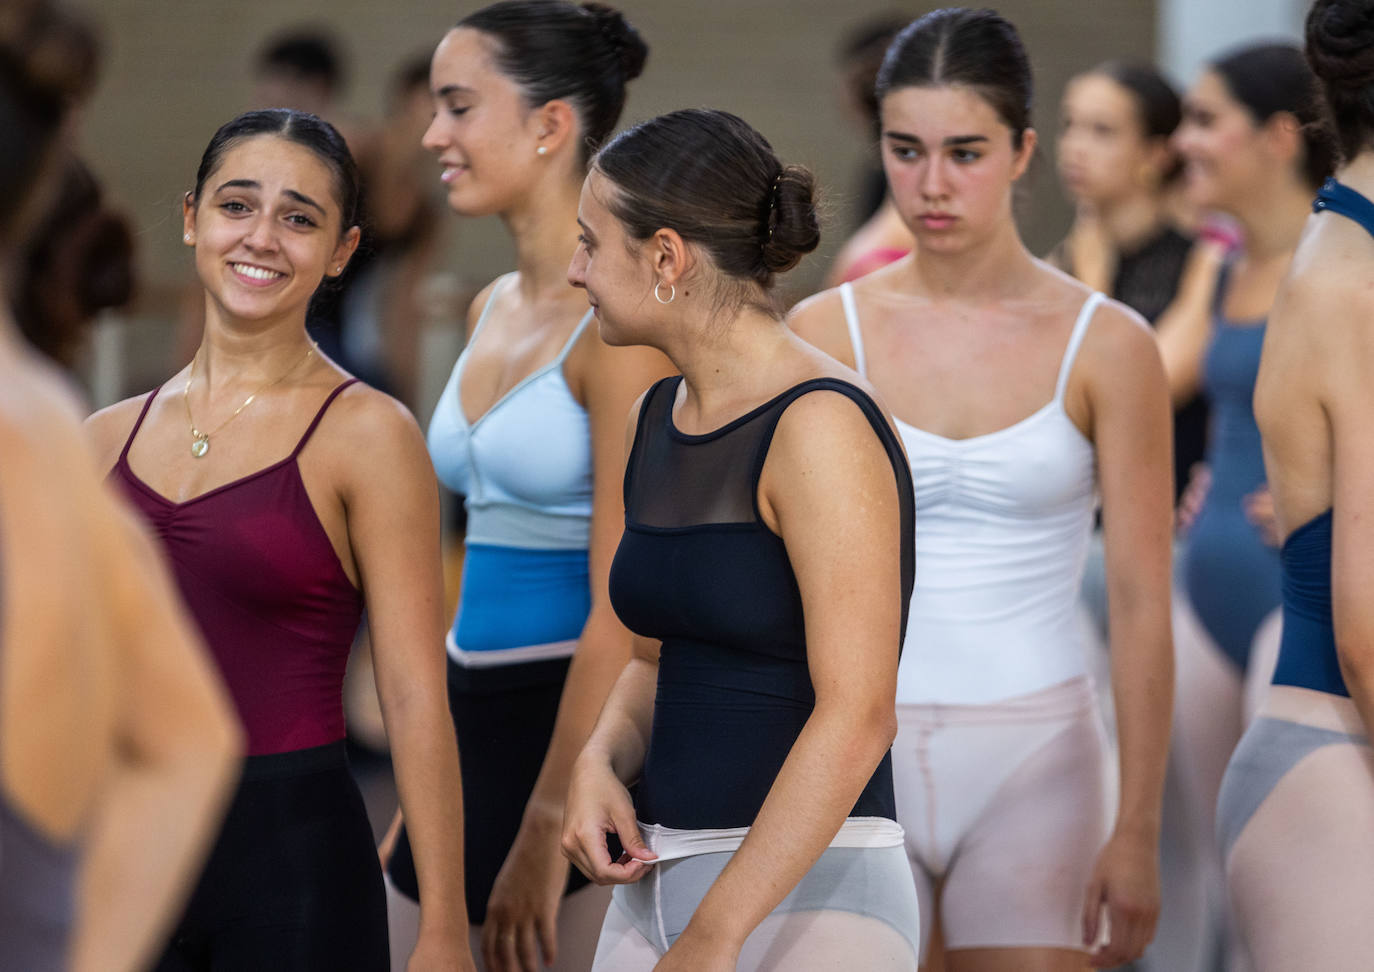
top-left (445, 629), bottom-right (577, 668)
top-left (638, 816), bottom-right (905, 864)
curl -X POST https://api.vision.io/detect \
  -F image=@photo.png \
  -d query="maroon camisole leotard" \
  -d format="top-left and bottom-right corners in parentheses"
top-left (110, 379), bottom-right (363, 756)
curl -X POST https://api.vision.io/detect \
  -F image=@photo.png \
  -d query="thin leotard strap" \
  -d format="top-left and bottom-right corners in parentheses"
top-left (467, 273), bottom-right (514, 347)
top-left (838, 282), bottom-right (869, 376)
top-left (1053, 292), bottom-right (1105, 403)
top-left (290, 379), bottom-right (361, 458)
top-left (118, 385), bottom-right (163, 464)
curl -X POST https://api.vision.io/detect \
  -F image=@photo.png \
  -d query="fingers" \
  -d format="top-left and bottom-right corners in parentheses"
top-left (479, 923), bottom-right (501, 972)
top-left (536, 908), bottom-right (558, 968)
top-left (610, 805), bottom-right (657, 864)
top-left (517, 921), bottom-right (540, 972)
top-left (561, 822), bottom-right (651, 885)
top-left (1089, 892), bottom-right (1159, 968)
top-left (1080, 876), bottom-right (1104, 950)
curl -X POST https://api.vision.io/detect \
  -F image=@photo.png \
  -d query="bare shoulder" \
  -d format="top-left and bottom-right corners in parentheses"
top-left (1276, 221), bottom-right (1374, 354)
top-left (85, 391), bottom-right (159, 470)
top-left (323, 380), bottom-right (426, 449)
top-left (769, 380), bottom-right (895, 473)
top-left (786, 287), bottom-right (854, 366)
top-left (1082, 295), bottom-right (1156, 353)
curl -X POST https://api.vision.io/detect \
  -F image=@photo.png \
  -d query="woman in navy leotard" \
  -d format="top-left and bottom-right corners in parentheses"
top-left (1217, 3), bottom-right (1374, 967)
top-left (1165, 41), bottom-right (1336, 968)
top-left (88, 110), bottom-right (473, 970)
top-left (561, 109), bottom-right (921, 971)
top-left (380, 5), bottom-right (670, 971)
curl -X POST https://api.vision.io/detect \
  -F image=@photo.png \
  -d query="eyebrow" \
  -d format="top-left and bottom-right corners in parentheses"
top-left (214, 179), bottom-right (326, 215)
top-left (434, 84), bottom-right (474, 98)
top-left (883, 132), bottom-right (991, 147)
top-left (576, 217), bottom-right (595, 238)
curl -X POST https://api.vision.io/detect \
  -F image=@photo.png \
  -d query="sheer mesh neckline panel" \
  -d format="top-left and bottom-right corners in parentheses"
top-left (625, 377), bottom-right (772, 530)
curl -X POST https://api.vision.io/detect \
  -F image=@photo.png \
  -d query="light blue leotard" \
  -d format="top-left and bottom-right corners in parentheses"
top-left (427, 274), bottom-right (595, 670)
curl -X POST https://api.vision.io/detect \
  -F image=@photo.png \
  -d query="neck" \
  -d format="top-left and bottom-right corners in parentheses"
top-left (501, 171), bottom-right (585, 300)
top-left (1097, 190), bottom-right (1166, 251)
top-left (1337, 151), bottom-right (1374, 196)
top-left (1231, 174), bottom-right (1315, 261)
top-left (195, 304), bottom-right (316, 387)
top-left (911, 214), bottom-right (1038, 299)
top-left (659, 306), bottom-right (793, 411)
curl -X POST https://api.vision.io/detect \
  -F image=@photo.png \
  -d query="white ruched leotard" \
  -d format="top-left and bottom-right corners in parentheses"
top-left (840, 285), bottom-right (1104, 705)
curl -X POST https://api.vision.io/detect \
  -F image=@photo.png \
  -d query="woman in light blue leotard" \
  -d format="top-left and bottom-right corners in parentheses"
top-left (1167, 41), bottom-right (1336, 971)
top-left (381, 5), bottom-right (670, 971)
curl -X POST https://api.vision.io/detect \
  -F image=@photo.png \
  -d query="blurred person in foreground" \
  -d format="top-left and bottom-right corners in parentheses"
top-left (0, 2), bottom-right (241, 970)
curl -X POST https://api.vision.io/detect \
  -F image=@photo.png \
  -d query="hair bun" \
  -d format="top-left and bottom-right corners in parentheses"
top-left (582, 2), bottom-right (647, 81)
top-left (760, 164), bottom-right (821, 274)
top-left (1308, 0), bottom-right (1374, 89)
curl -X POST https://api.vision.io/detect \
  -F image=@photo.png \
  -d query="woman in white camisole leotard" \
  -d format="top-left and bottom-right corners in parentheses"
top-left (790, 11), bottom-right (1174, 972)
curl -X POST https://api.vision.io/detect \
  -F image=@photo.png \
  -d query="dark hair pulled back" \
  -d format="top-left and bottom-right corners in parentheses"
top-left (1210, 42), bottom-right (1336, 188)
top-left (1305, 0), bottom-right (1374, 162)
top-left (1089, 61), bottom-right (1183, 182)
top-left (592, 109), bottom-right (820, 292)
top-left (459, 0), bottom-right (647, 166)
top-left (876, 8), bottom-right (1032, 148)
top-left (192, 108), bottom-right (361, 233)
top-left (0, 0), bottom-right (98, 239)
top-left (1094, 61), bottom-right (1182, 141)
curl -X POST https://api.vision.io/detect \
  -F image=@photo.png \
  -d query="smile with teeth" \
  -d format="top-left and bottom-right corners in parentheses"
top-left (231, 263), bottom-right (285, 282)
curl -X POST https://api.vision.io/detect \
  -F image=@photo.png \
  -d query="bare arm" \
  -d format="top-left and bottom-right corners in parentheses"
top-left (483, 335), bottom-right (670, 971)
top-left (559, 392), bottom-right (667, 883)
top-left (70, 483), bottom-right (242, 972)
top-left (1155, 241), bottom-right (1226, 405)
top-left (661, 391), bottom-right (904, 968)
top-left (560, 637), bottom-right (662, 882)
top-left (345, 395), bottom-right (473, 970)
top-left (1080, 304), bottom-right (1175, 968)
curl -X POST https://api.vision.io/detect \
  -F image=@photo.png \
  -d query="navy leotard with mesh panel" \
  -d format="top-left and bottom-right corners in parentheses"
top-left (610, 376), bottom-right (916, 831)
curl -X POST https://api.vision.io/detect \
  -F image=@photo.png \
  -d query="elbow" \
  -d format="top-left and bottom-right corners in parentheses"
top-left (832, 700), bottom-right (899, 766)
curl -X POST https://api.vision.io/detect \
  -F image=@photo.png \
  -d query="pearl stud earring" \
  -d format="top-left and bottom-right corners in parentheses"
top-left (537, 145), bottom-right (548, 156)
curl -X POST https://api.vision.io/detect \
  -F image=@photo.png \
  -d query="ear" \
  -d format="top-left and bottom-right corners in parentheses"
top-left (1142, 137), bottom-right (1174, 185)
top-left (328, 226), bottom-right (363, 277)
top-left (1261, 110), bottom-right (1302, 168)
top-left (646, 226), bottom-right (694, 288)
top-left (1011, 127), bottom-right (1038, 182)
top-left (532, 98), bottom-right (578, 158)
top-left (182, 191), bottom-right (197, 246)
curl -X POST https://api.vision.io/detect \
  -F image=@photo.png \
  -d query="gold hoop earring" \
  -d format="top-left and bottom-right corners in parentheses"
top-left (654, 281), bottom-right (675, 304)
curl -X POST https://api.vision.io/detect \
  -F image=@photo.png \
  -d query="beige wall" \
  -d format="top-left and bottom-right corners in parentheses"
top-left (76, 0), bottom-right (1154, 383)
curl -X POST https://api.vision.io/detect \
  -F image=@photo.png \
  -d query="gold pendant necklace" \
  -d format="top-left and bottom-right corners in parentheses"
top-left (184, 342), bottom-right (317, 458)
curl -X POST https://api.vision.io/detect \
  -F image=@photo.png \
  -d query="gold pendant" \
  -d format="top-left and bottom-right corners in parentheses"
top-left (191, 435), bottom-right (210, 458)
